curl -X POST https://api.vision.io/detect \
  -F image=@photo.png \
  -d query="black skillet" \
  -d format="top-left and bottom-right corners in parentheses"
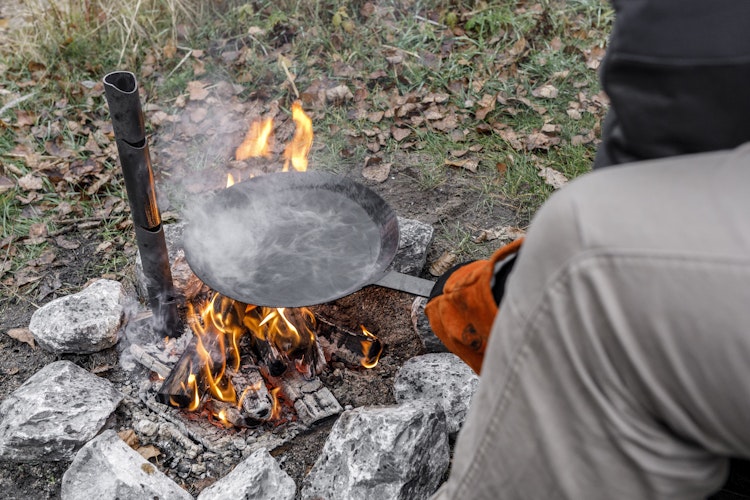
top-left (182, 171), bottom-right (433, 307)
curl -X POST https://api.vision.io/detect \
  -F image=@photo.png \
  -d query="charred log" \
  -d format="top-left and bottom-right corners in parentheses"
top-left (315, 315), bottom-right (384, 368)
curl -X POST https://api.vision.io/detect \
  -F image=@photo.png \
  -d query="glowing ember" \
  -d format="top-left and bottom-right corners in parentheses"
top-left (360, 325), bottom-right (383, 368)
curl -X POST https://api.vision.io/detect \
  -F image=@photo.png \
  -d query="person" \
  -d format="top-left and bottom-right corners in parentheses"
top-left (425, 1), bottom-right (750, 498)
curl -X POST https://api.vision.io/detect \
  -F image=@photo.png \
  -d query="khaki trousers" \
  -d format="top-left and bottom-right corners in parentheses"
top-left (433, 143), bottom-right (750, 499)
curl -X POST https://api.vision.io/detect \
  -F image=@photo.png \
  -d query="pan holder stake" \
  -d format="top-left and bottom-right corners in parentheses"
top-left (103, 71), bottom-right (180, 338)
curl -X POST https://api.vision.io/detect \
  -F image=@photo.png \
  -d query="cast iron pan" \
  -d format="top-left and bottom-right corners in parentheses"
top-left (183, 171), bottom-right (401, 307)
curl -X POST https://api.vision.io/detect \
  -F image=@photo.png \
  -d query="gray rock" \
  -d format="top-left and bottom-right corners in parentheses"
top-left (29, 279), bottom-right (126, 354)
top-left (0, 361), bottom-right (123, 462)
top-left (301, 402), bottom-right (449, 500)
top-left (410, 297), bottom-right (448, 353)
top-left (61, 430), bottom-right (192, 500)
top-left (197, 448), bottom-right (295, 500)
top-left (391, 217), bottom-right (433, 276)
top-left (393, 353), bottom-right (479, 436)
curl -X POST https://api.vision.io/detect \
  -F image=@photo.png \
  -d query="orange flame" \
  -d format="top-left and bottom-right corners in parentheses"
top-left (360, 325), bottom-right (383, 369)
top-left (187, 294), bottom-right (242, 404)
top-left (235, 117), bottom-right (274, 161)
top-left (244, 305), bottom-right (317, 358)
top-left (283, 101), bottom-right (312, 172)
top-left (269, 387), bottom-right (282, 420)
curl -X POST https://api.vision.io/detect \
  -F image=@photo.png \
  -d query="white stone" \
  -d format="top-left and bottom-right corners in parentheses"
top-left (29, 279), bottom-right (126, 354)
top-left (61, 430), bottom-right (192, 500)
top-left (301, 402), bottom-right (449, 500)
top-left (0, 361), bottom-right (122, 461)
top-left (393, 353), bottom-right (479, 436)
top-left (198, 448), bottom-right (295, 500)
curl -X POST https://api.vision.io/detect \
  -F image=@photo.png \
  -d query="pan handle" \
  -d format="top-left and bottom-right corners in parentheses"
top-left (372, 270), bottom-right (435, 298)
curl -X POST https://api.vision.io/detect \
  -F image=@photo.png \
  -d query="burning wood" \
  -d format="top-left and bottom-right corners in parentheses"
top-left (316, 316), bottom-right (384, 369)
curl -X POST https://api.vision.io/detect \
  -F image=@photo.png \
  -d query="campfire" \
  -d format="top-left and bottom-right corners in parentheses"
top-left (153, 102), bottom-right (383, 428)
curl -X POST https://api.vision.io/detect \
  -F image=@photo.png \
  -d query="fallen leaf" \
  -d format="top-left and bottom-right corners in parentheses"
top-left (362, 161), bottom-right (391, 183)
top-left (567, 108), bottom-right (582, 120)
top-left (0, 176), bottom-right (14, 194)
top-left (450, 149), bottom-right (469, 158)
top-left (28, 222), bottom-right (47, 239)
top-left (118, 429), bottom-right (140, 449)
top-left (6, 328), bottom-right (35, 348)
top-left (475, 93), bottom-right (496, 120)
top-left (96, 241), bottom-right (113, 253)
top-left (17, 174), bottom-right (43, 191)
top-left (473, 226), bottom-right (526, 243)
top-left (325, 85), bottom-right (354, 104)
top-left (532, 84), bottom-right (559, 99)
top-left (537, 166), bottom-right (568, 189)
top-left (391, 127), bottom-right (411, 142)
top-left (526, 132), bottom-right (561, 151)
top-left (137, 445), bottom-right (162, 461)
top-left (92, 363), bottom-right (114, 374)
top-left (429, 251), bottom-right (458, 277)
top-left (186, 81), bottom-right (209, 101)
top-left (163, 41), bottom-right (177, 59)
top-left (367, 110), bottom-right (384, 123)
top-left (444, 158), bottom-right (478, 173)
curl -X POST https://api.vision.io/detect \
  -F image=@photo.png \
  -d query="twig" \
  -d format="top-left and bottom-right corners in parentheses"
top-left (118, 0), bottom-right (143, 66)
top-left (278, 57), bottom-right (300, 99)
top-left (129, 344), bottom-right (172, 378)
top-left (414, 14), bottom-right (447, 29)
top-left (166, 48), bottom-right (193, 79)
top-left (381, 44), bottom-right (420, 58)
top-left (0, 92), bottom-right (37, 117)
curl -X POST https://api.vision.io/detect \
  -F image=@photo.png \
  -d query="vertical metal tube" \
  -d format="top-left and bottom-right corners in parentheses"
top-left (103, 71), bottom-right (180, 337)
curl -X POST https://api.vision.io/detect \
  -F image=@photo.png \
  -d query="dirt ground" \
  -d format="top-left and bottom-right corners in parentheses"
top-left (0, 154), bottom-right (511, 498)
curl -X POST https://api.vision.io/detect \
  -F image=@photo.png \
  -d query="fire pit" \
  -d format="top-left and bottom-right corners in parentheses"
top-left (102, 70), bottom-right (433, 444)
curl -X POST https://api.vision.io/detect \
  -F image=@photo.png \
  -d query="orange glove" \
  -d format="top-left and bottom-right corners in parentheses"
top-left (425, 238), bottom-right (523, 374)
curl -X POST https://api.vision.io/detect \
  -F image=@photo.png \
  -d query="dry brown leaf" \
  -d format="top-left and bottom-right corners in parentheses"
top-left (450, 149), bottom-right (469, 158)
top-left (55, 236), bottom-right (81, 250)
top-left (537, 166), bottom-right (568, 189)
top-left (137, 445), bottom-right (162, 461)
top-left (473, 226), bottom-right (526, 243)
top-left (508, 37), bottom-right (528, 57)
top-left (186, 81), bottom-right (209, 101)
top-left (362, 161), bottom-right (391, 183)
top-left (430, 251), bottom-right (458, 277)
top-left (17, 174), bottom-right (43, 191)
top-left (118, 429), bottom-right (140, 449)
top-left (192, 59), bottom-right (206, 76)
top-left (432, 114), bottom-right (459, 132)
top-left (325, 85), bottom-right (354, 104)
top-left (96, 241), bottom-right (113, 253)
top-left (367, 110), bottom-right (384, 123)
top-left (0, 176), bottom-right (14, 194)
top-left (566, 108), bottom-right (582, 120)
top-left (444, 158), bottom-right (478, 173)
top-left (6, 328), bottom-right (35, 348)
top-left (391, 127), bottom-right (411, 141)
top-left (526, 132), bottom-right (561, 151)
top-left (28, 222), bottom-right (47, 239)
top-left (497, 128), bottom-right (523, 150)
top-left (163, 42), bottom-right (177, 59)
top-left (532, 84), bottom-right (559, 99)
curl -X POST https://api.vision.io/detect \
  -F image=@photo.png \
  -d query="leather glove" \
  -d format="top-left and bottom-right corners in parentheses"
top-left (425, 238), bottom-right (523, 374)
